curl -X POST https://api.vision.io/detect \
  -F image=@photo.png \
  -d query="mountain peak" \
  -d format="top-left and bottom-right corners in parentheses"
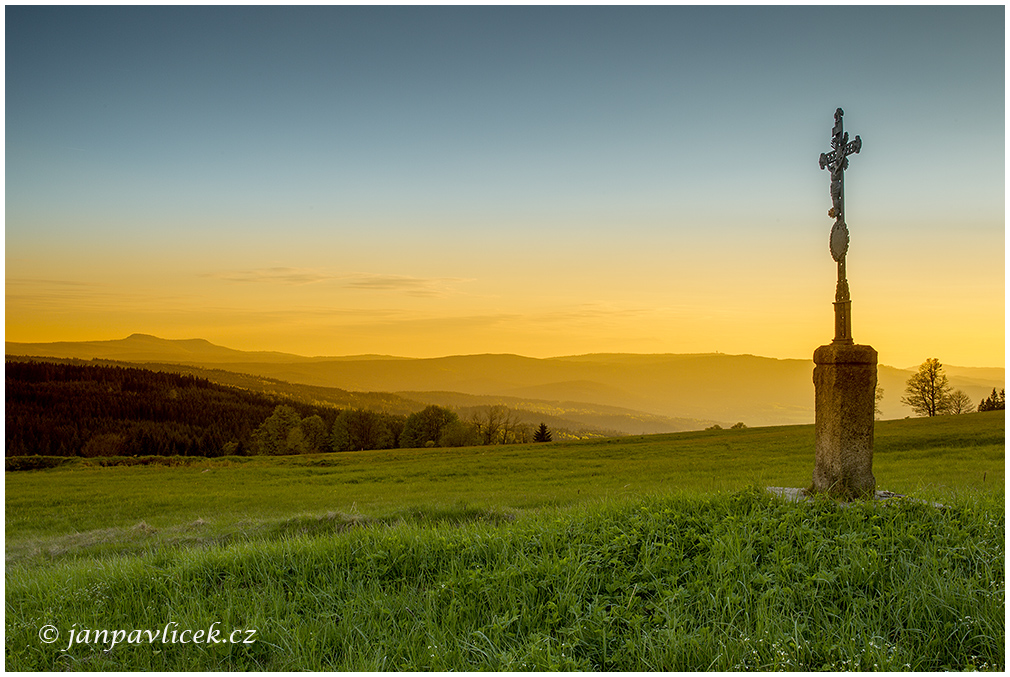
top-left (125, 333), bottom-right (212, 345)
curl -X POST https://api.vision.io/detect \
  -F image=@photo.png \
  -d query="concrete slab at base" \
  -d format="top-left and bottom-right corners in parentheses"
top-left (767, 486), bottom-right (903, 503)
top-left (767, 487), bottom-right (946, 510)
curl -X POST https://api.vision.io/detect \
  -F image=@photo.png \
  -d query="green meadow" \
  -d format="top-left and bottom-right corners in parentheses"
top-left (5, 412), bottom-right (1005, 671)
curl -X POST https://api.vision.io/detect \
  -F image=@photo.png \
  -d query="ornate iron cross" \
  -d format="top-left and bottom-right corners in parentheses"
top-left (819, 108), bottom-right (861, 344)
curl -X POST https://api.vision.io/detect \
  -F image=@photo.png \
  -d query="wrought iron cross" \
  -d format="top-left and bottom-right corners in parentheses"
top-left (819, 108), bottom-right (861, 344)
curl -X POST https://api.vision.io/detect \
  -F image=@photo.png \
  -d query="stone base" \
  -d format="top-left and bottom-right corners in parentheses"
top-left (811, 343), bottom-right (877, 500)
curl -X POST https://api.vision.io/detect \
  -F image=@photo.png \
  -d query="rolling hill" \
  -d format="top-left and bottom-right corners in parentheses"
top-left (7, 334), bottom-right (1004, 427)
top-left (6, 356), bottom-right (712, 438)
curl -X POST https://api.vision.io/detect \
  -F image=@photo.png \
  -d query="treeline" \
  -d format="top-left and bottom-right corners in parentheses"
top-left (251, 404), bottom-right (555, 453)
top-left (977, 388), bottom-right (1005, 412)
top-left (7, 360), bottom-right (557, 458)
top-left (6, 360), bottom-right (338, 457)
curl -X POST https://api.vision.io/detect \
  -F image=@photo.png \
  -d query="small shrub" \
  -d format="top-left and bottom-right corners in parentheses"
top-left (4, 456), bottom-right (78, 471)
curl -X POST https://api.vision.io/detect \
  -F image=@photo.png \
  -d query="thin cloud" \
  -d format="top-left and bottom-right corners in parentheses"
top-left (203, 267), bottom-right (335, 285)
top-left (344, 274), bottom-right (463, 298)
top-left (530, 304), bottom-right (653, 325)
top-left (5, 278), bottom-right (192, 312)
top-left (205, 268), bottom-right (468, 297)
top-left (6, 277), bottom-right (92, 289)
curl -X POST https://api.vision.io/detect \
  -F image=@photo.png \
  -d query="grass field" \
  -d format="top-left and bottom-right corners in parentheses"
top-left (5, 412), bottom-right (1005, 670)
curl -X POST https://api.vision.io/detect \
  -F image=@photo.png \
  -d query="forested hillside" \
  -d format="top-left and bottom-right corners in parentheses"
top-left (6, 359), bottom-right (616, 460)
top-left (6, 360), bottom-right (338, 457)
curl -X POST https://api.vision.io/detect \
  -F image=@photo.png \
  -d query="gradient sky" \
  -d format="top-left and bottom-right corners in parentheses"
top-left (6, 6), bottom-right (1005, 367)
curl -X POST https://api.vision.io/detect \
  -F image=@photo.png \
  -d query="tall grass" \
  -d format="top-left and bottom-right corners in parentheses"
top-left (6, 488), bottom-right (1003, 671)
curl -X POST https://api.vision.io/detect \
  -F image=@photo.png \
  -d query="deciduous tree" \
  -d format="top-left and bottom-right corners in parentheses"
top-left (401, 405), bottom-right (459, 448)
top-left (469, 405), bottom-right (528, 445)
top-left (901, 358), bottom-right (953, 417)
top-left (300, 414), bottom-right (328, 453)
top-left (947, 389), bottom-right (975, 415)
top-left (251, 405), bottom-right (303, 454)
top-left (330, 409), bottom-right (402, 451)
top-left (439, 420), bottom-right (481, 447)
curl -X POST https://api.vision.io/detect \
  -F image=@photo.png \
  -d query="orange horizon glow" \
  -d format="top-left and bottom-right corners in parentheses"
top-left (6, 223), bottom-right (1004, 369)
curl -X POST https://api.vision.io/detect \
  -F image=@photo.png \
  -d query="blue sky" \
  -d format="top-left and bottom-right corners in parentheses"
top-left (5, 5), bottom-right (1005, 367)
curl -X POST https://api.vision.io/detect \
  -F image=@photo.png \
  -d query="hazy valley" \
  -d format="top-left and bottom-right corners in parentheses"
top-left (7, 333), bottom-right (1004, 430)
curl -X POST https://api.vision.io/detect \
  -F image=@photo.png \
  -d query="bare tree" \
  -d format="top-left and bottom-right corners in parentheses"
top-left (500, 408), bottom-right (522, 444)
top-left (947, 389), bottom-right (975, 415)
top-left (470, 405), bottom-right (524, 445)
top-left (471, 405), bottom-right (501, 445)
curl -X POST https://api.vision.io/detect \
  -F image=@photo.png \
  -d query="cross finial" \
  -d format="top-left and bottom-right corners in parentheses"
top-left (819, 109), bottom-right (862, 236)
top-left (819, 108), bottom-right (862, 344)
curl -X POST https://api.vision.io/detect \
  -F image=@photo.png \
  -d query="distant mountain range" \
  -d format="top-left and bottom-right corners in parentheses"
top-left (7, 334), bottom-right (1004, 428)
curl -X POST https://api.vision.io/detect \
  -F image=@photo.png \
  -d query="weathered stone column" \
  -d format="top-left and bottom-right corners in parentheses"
top-left (811, 343), bottom-right (877, 499)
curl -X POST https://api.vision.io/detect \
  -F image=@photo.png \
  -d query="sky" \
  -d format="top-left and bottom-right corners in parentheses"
top-left (5, 5), bottom-right (1005, 367)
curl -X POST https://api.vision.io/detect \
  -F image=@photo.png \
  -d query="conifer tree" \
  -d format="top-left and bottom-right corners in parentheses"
top-left (533, 422), bottom-right (552, 443)
top-left (978, 388), bottom-right (1005, 412)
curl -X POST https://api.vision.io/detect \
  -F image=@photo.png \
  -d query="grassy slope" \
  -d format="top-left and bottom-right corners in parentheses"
top-left (7, 412), bottom-right (1003, 551)
top-left (5, 412), bottom-right (1005, 671)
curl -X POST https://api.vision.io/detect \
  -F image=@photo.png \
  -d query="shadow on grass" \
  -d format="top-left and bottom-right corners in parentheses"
top-left (8, 503), bottom-right (526, 567)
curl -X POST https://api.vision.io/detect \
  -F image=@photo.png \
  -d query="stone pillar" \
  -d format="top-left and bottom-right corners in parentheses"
top-left (811, 343), bottom-right (877, 499)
